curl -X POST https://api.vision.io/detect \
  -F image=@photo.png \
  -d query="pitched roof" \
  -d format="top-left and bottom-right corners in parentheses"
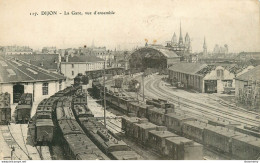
top-left (65, 55), bottom-right (104, 63)
top-left (9, 54), bottom-right (59, 70)
top-left (0, 57), bottom-right (65, 84)
top-left (235, 65), bottom-right (260, 81)
top-left (149, 46), bottom-right (180, 58)
top-left (168, 62), bottom-right (208, 75)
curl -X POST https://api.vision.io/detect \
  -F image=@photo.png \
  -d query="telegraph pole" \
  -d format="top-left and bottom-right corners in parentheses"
top-left (142, 73), bottom-right (145, 101)
top-left (103, 60), bottom-right (106, 128)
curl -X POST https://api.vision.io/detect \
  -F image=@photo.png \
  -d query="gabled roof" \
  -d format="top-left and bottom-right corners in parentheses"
top-left (147, 45), bottom-right (180, 58)
top-left (168, 63), bottom-right (208, 75)
top-left (0, 57), bottom-right (65, 84)
top-left (64, 55), bottom-right (104, 63)
top-left (235, 65), bottom-right (260, 81)
top-left (9, 54), bottom-right (59, 70)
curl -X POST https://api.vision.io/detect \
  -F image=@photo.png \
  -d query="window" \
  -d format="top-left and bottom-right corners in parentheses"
top-left (72, 64), bottom-right (74, 68)
top-left (42, 83), bottom-right (48, 95)
top-left (59, 80), bottom-right (62, 90)
top-left (217, 69), bottom-right (224, 77)
top-left (72, 71), bottom-right (74, 76)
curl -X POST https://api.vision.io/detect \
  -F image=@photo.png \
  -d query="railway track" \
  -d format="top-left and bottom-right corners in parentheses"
top-left (0, 124), bottom-right (32, 160)
top-left (145, 76), bottom-right (260, 127)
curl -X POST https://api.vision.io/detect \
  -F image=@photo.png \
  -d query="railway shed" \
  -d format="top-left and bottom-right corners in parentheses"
top-left (129, 46), bottom-right (181, 70)
top-left (168, 63), bottom-right (242, 93)
top-left (0, 57), bottom-right (66, 104)
top-left (235, 65), bottom-right (260, 110)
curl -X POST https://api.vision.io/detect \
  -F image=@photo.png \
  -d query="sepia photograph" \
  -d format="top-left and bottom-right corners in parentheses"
top-left (0, 0), bottom-right (259, 161)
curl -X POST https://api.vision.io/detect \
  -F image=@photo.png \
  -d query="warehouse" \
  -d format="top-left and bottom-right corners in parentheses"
top-left (168, 63), bottom-right (236, 93)
top-left (129, 45), bottom-right (181, 70)
top-left (0, 57), bottom-right (66, 104)
top-left (235, 65), bottom-right (260, 110)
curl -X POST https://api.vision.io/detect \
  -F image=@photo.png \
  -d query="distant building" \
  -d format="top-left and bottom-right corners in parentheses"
top-left (42, 46), bottom-right (57, 54)
top-left (166, 23), bottom-right (192, 56)
top-left (0, 57), bottom-right (65, 104)
top-left (212, 44), bottom-right (228, 57)
top-left (236, 52), bottom-right (260, 61)
top-left (60, 55), bottom-right (105, 80)
top-left (1, 46), bottom-right (33, 55)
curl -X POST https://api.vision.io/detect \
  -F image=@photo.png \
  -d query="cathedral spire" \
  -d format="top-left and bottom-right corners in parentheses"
top-left (171, 32), bottom-right (177, 45)
top-left (203, 37), bottom-right (207, 48)
top-left (179, 21), bottom-right (183, 45)
top-left (203, 36), bottom-right (207, 56)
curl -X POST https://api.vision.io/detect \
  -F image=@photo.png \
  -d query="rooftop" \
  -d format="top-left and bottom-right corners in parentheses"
top-left (62, 55), bottom-right (104, 63)
top-left (0, 57), bottom-right (65, 84)
top-left (168, 63), bottom-right (208, 76)
top-left (235, 65), bottom-right (260, 82)
top-left (165, 136), bottom-right (193, 145)
top-left (9, 54), bottom-right (59, 71)
top-left (149, 130), bottom-right (177, 138)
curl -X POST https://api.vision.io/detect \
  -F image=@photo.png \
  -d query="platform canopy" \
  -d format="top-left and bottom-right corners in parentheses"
top-left (129, 46), bottom-right (180, 70)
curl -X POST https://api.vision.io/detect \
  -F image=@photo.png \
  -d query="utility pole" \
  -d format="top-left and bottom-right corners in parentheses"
top-left (103, 60), bottom-right (106, 128)
top-left (142, 73), bottom-right (145, 101)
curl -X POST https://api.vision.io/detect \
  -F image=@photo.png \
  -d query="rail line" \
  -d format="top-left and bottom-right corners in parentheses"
top-left (1, 125), bottom-right (32, 160)
top-left (19, 124), bottom-right (30, 156)
top-left (28, 123), bottom-right (44, 160)
top-left (146, 76), bottom-right (259, 127)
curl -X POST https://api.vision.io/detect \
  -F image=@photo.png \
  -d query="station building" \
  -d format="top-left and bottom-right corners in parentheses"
top-left (0, 57), bottom-right (66, 104)
top-left (129, 45), bottom-right (181, 70)
top-left (60, 55), bottom-right (105, 80)
top-left (168, 63), bottom-right (239, 93)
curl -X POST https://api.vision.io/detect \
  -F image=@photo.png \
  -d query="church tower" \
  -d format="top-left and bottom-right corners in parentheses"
top-left (171, 32), bottom-right (177, 46)
top-left (179, 22), bottom-right (183, 45)
top-left (203, 37), bottom-right (207, 56)
top-left (185, 33), bottom-right (191, 53)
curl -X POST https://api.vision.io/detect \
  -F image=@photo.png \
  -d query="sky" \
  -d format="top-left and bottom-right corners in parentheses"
top-left (0, 0), bottom-right (259, 53)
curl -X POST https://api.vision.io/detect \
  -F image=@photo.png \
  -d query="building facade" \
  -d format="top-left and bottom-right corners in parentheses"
top-left (0, 57), bottom-right (65, 104)
top-left (235, 66), bottom-right (260, 110)
top-left (168, 63), bottom-right (240, 93)
top-left (1, 46), bottom-right (33, 55)
top-left (60, 55), bottom-right (105, 79)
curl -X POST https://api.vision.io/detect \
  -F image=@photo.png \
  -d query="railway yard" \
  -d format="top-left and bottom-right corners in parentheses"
top-left (0, 71), bottom-right (260, 160)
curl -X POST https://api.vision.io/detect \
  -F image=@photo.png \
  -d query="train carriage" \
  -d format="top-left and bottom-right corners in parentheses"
top-left (79, 117), bottom-right (131, 155)
top-left (16, 104), bottom-right (31, 123)
top-left (118, 96), bottom-right (137, 114)
top-left (231, 135), bottom-right (260, 160)
top-left (147, 107), bottom-right (165, 126)
top-left (110, 151), bottom-right (143, 160)
top-left (235, 126), bottom-right (260, 138)
top-left (0, 102), bottom-right (11, 125)
top-left (109, 93), bottom-right (120, 107)
top-left (133, 120), bottom-right (157, 145)
top-left (35, 119), bottom-right (54, 144)
top-left (148, 126), bottom-right (178, 156)
top-left (165, 137), bottom-right (203, 160)
top-left (182, 121), bottom-right (209, 144)
top-left (121, 116), bottom-right (140, 137)
top-left (128, 102), bottom-right (151, 118)
top-left (63, 134), bottom-right (109, 160)
top-left (0, 93), bottom-right (11, 125)
top-left (73, 104), bottom-right (93, 119)
top-left (203, 125), bottom-right (243, 153)
top-left (165, 112), bottom-right (196, 135)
